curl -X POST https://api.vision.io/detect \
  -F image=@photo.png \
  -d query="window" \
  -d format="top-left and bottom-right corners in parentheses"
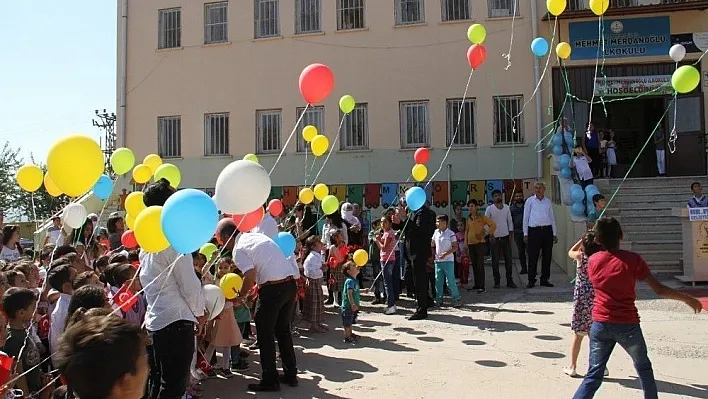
top-left (158, 116), bottom-right (181, 158)
top-left (205, 2), bottom-right (228, 44)
top-left (400, 101), bottom-right (430, 148)
top-left (341, 103), bottom-right (368, 150)
top-left (493, 95), bottom-right (524, 144)
top-left (441, 0), bottom-right (471, 21)
top-left (295, 0), bottom-right (321, 33)
top-left (158, 8), bottom-right (181, 49)
top-left (256, 109), bottom-right (282, 154)
top-left (254, 0), bottom-right (280, 38)
top-left (487, 0), bottom-right (519, 18)
top-left (446, 99), bottom-right (476, 147)
top-left (396, 0), bottom-right (425, 25)
top-left (204, 113), bottom-right (230, 156)
top-left (296, 106), bottom-right (325, 152)
top-left (337, 0), bottom-right (365, 30)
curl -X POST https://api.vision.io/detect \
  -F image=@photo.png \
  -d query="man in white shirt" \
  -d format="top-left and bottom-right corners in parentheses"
top-left (44, 216), bottom-right (64, 246)
top-left (252, 204), bottom-right (280, 239)
top-left (218, 220), bottom-right (299, 393)
top-left (522, 182), bottom-right (558, 288)
top-left (139, 178), bottom-right (207, 399)
top-left (484, 190), bottom-right (517, 289)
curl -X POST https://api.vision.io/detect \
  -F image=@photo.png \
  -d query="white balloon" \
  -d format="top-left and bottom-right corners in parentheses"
top-left (669, 44), bottom-right (686, 63)
top-left (202, 284), bottom-right (225, 321)
top-left (63, 203), bottom-right (87, 229)
top-left (214, 160), bottom-right (271, 215)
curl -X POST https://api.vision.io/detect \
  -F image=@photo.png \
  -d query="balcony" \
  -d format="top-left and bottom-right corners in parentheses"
top-left (544, 0), bottom-right (708, 19)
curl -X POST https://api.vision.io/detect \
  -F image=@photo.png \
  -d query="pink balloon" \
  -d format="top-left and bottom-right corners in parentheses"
top-left (414, 147), bottom-right (430, 164)
top-left (467, 44), bottom-right (487, 70)
top-left (268, 199), bottom-right (283, 217)
top-left (232, 207), bottom-right (265, 233)
top-left (299, 63), bottom-right (334, 104)
top-left (121, 230), bottom-right (138, 249)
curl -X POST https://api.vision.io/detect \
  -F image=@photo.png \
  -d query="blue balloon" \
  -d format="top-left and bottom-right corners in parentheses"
top-left (405, 186), bottom-right (426, 211)
top-left (584, 184), bottom-right (598, 194)
top-left (531, 37), bottom-right (549, 57)
top-left (161, 189), bottom-right (219, 254)
top-left (570, 184), bottom-right (584, 202)
top-left (560, 167), bottom-right (572, 179)
top-left (274, 232), bottom-right (296, 256)
top-left (571, 201), bottom-right (586, 216)
top-left (551, 134), bottom-right (563, 146)
top-left (92, 174), bottom-right (113, 200)
top-left (552, 145), bottom-right (563, 155)
top-left (563, 131), bottom-right (574, 145)
top-left (559, 154), bottom-right (571, 167)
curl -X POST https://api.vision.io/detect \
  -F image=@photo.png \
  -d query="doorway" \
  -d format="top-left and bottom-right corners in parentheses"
top-left (665, 95), bottom-right (707, 177)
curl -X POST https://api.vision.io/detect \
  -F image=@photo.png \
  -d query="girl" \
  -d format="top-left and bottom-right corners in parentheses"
top-left (327, 230), bottom-right (348, 307)
top-left (322, 211), bottom-right (349, 247)
top-left (455, 219), bottom-right (470, 289)
top-left (0, 226), bottom-right (22, 263)
top-left (605, 130), bottom-right (617, 178)
top-left (375, 216), bottom-right (397, 315)
top-left (571, 145), bottom-right (594, 189)
top-left (106, 213), bottom-right (125, 251)
top-left (302, 235), bottom-right (328, 332)
top-left (206, 257), bottom-right (242, 378)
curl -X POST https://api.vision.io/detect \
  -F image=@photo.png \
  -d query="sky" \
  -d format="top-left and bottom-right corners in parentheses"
top-left (0, 1), bottom-right (117, 163)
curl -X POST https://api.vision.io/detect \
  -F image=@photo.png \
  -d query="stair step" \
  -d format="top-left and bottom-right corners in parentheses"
top-left (597, 176), bottom-right (703, 188)
top-left (638, 250), bottom-right (683, 262)
top-left (610, 193), bottom-right (687, 203)
top-left (614, 215), bottom-right (681, 224)
top-left (630, 240), bottom-right (683, 252)
top-left (647, 260), bottom-right (683, 279)
top-left (604, 207), bottom-right (676, 218)
top-left (623, 232), bottom-right (682, 243)
top-left (610, 199), bottom-right (688, 208)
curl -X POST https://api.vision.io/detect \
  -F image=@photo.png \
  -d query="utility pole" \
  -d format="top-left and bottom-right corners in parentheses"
top-left (93, 109), bottom-right (117, 174)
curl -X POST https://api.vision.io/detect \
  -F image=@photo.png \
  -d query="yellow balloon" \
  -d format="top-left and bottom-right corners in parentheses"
top-left (154, 163), bottom-right (181, 187)
top-left (313, 183), bottom-right (329, 200)
top-left (132, 164), bottom-right (152, 184)
top-left (589, 0), bottom-right (609, 15)
top-left (143, 154), bottom-right (163, 174)
top-left (220, 273), bottom-right (243, 299)
top-left (125, 192), bottom-right (146, 216)
top-left (353, 249), bottom-right (369, 267)
top-left (46, 135), bottom-right (104, 197)
top-left (556, 42), bottom-right (572, 59)
top-left (302, 125), bottom-right (318, 143)
top-left (412, 164), bottom-right (428, 182)
top-left (16, 165), bottom-right (44, 192)
top-left (43, 174), bottom-right (62, 197)
top-left (311, 135), bottom-right (329, 157)
top-left (243, 153), bottom-right (259, 163)
top-left (125, 213), bottom-right (136, 230)
top-left (546, 0), bottom-right (567, 16)
top-left (134, 206), bottom-right (169, 253)
top-left (299, 188), bottom-right (315, 204)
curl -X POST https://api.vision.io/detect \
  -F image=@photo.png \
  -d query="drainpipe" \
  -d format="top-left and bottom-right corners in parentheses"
top-left (118, 0), bottom-right (128, 147)
top-left (530, 0), bottom-right (543, 179)
top-left (447, 164), bottom-right (452, 218)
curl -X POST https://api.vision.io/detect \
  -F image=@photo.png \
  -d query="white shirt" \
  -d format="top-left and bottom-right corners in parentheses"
top-left (485, 204), bottom-right (514, 238)
top-left (49, 293), bottom-right (71, 354)
top-left (0, 246), bottom-right (20, 263)
top-left (321, 222), bottom-right (348, 246)
top-left (252, 213), bottom-right (279, 239)
top-left (139, 247), bottom-right (206, 332)
top-left (573, 155), bottom-right (593, 181)
top-left (432, 228), bottom-right (456, 262)
top-left (46, 227), bottom-right (63, 246)
top-left (234, 233), bottom-right (299, 285)
top-left (523, 195), bottom-right (557, 236)
top-left (303, 251), bottom-right (324, 279)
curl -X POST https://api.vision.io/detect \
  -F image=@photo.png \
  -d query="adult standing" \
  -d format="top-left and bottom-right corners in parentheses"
top-left (464, 200), bottom-right (496, 293)
top-left (484, 190), bottom-right (517, 289)
top-left (585, 123), bottom-right (601, 177)
top-left (510, 192), bottom-right (527, 274)
top-left (252, 204), bottom-right (279, 239)
top-left (523, 182), bottom-right (557, 288)
top-left (139, 179), bottom-right (207, 399)
top-left (655, 130), bottom-right (666, 177)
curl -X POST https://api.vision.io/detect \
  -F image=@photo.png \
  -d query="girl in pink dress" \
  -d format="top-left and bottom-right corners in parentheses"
top-left (205, 257), bottom-right (242, 378)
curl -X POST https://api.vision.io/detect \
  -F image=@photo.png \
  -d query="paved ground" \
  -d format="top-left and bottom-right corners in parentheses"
top-left (202, 268), bottom-right (708, 399)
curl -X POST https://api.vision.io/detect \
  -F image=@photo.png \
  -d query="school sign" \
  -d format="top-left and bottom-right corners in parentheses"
top-left (593, 75), bottom-right (673, 97)
top-left (569, 16), bottom-right (671, 60)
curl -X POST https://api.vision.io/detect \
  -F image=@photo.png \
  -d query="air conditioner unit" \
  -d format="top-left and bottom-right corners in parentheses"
top-left (490, 8), bottom-right (511, 17)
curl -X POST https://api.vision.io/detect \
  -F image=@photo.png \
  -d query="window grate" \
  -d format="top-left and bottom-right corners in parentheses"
top-left (493, 95), bottom-right (524, 145)
top-left (395, 0), bottom-right (425, 25)
top-left (204, 113), bottom-right (230, 156)
top-left (257, 109), bottom-right (282, 154)
top-left (400, 101), bottom-right (430, 148)
top-left (337, 0), bottom-right (365, 30)
top-left (296, 106), bottom-right (325, 152)
top-left (487, 0), bottom-right (519, 18)
top-left (158, 116), bottom-right (181, 158)
top-left (441, 0), bottom-right (471, 21)
top-left (446, 98), bottom-right (476, 147)
top-left (254, 0), bottom-right (280, 38)
top-left (205, 2), bottom-right (228, 44)
top-left (295, 0), bottom-right (321, 33)
top-left (340, 104), bottom-right (369, 150)
top-left (158, 8), bottom-right (181, 49)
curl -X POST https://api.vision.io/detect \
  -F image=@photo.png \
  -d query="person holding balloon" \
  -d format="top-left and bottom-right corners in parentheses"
top-left (301, 235), bottom-right (328, 333)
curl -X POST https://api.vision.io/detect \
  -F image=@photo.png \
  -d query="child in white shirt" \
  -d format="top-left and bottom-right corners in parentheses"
top-left (431, 215), bottom-right (461, 307)
top-left (571, 145), bottom-right (594, 189)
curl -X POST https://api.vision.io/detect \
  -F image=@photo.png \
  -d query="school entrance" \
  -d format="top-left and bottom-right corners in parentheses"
top-left (552, 62), bottom-right (706, 177)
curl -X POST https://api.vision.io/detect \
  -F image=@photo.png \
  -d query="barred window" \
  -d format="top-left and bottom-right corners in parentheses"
top-left (257, 109), bottom-right (282, 154)
top-left (254, 0), bottom-right (280, 38)
top-left (204, 113), bottom-right (230, 156)
top-left (205, 2), bottom-right (228, 44)
top-left (295, 0), bottom-right (321, 34)
top-left (441, 0), bottom-right (471, 21)
top-left (493, 95), bottom-right (524, 144)
top-left (446, 99), bottom-right (476, 147)
top-left (396, 0), bottom-right (425, 25)
top-left (296, 106), bottom-right (325, 152)
top-left (400, 101), bottom-right (430, 148)
top-left (487, 0), bottom-right (519, 18)
top-left (158, 116), bottom-right (181, 158)
top-left (337, 0), bottom-right (365, 30)
top-left (340, 104), bottom-right (368, 150)
top-left (158, 8), bottom-right (181, 49)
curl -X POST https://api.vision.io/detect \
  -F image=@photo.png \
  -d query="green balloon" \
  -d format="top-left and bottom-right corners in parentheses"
top-left (243, 153), bottom-right (259, 163)
top-left (110, 148), bottom-right (135, 175)
top-left (671, 65), bottom-right (700, 94)
top-left (321, 195), bottom-right (340, 215)
top-left (154, 163), bottom-right (181, 188)
top-left (200, 243), bottom-right (218, 260)
top-left (467, 24), bottom-right (486, 44)
top-left (339, 95), bottom-right (356, 114)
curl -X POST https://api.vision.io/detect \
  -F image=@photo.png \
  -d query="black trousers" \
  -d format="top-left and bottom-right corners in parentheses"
top-left (468, 243), bottom-right (486, 289)
top-left (148, 320), bottom-right (195, 399)
top-left (513, 232), bottom-right (527, 271)
top-left (254, 279), bottom-right (298, 384)
top-left (527, 226), bottom-right (554, 283)
top-left (490, 236), bottom-right (513, 283)
top-left (411, 256), bottom-right (430, 313)
top-left (587, 147), bottom-right (601, 176)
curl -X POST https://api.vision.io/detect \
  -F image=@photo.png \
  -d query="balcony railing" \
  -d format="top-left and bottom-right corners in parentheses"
top-left (547, 0), bottom-right (708, 19)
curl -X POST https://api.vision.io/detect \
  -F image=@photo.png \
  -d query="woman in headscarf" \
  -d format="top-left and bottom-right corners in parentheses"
top-left (341, 202), bottom-right (363, 247)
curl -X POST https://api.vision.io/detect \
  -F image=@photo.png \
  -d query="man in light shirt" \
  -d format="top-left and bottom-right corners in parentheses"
top-left (522, 182), bottom-right (558, 288)
top-left (484, 190), bottom-right (517, 289)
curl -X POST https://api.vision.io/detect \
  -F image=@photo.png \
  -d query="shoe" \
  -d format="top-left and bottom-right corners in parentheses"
top-left (452, 300), bottom-right (462, 308)
top-left (206, 369), bottom-right (218, 379)
top-left (249, 341), bottom-right (260, 350)
top-left (384, 306), bottom-right (397, 315)
top-left (344, 336), bottom-right (358, 344)
top-left (467, 286), bottom-right (479, 291)
top-left (507, 281), bottom-right (518, 289)
top-left (563, 368), bottom-right (579, 377)
top-left (242, 338), bottom-right (255, 346)
top-left (527, 281), bottom-right (536, 289)
top-left (520, 268), bottom-right (528, 275)
top-left (217, 368), bottom-right (234, 379)
top-left (247, 382), bottom-right (281, 392)
top-left (477, 288), bottom-right (485, 294)
top-left (493, 282), bottom-right (500, 289)
top-left (371, 298), bottom-right (384, 305)
top-left (540, 281), bottom-right (554, 287)
top-left (231, 359), bottom-right (249, 371)
top-left (604, 368), bottom-right (609, 377)
top-left (408, 312), bottom-right (427, 321)
top-left (279, 374), bottom-right (299, 387)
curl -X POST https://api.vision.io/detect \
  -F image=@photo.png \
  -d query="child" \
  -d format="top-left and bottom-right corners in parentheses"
top-left (341, 262), bottom-right (361, 344)
top-left (367, 219), bottom-right (383, 305)
top-left (586, 194), bottom-right (606, 229)
top-left (327, 231), bottom-right (347, 307)
top-left (571, 145), bottom-right (594, 189)
top-left (572, 217), bottom-right (703, 399)
top-left (100, 263), bottom-right (146, 326)
top-left (431, 215), bottom-right (462, 308)
top-left (229, 263), bottom-right (251, 372)
top-left (47, 263), bottom-right (76, 355)
top-left (455, 219), bottom-right (470, 289)
top-left (375, 216), bottom-right (397, 315)
top-left (205, 257), bottom-right (242, 378)
top-left (605, 130), bottom-right (617, 178)
top-left (302, 236), bottom-right (328, 333)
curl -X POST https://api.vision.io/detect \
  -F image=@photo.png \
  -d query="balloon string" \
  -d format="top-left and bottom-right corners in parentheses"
top-left (501, 0), bottom-right (518, 71)
top-left (270, 104), bottom-right (310, 175)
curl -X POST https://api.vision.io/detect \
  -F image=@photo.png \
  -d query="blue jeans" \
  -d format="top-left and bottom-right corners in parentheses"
top-left (573, 322), bottom-right (657, 399)
top-left (370, 259), bottom-right (383, 299)
top-left (434, 261), bottom-right (460, 304)
top-left (382, 260), bottom-right (396, 307)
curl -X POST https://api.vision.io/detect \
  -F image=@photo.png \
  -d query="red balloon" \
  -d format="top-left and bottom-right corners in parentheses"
top-left (299, 63), bottom-right (334, 104)
top-left (414, 147), bottom-right (430, 164)
top-left (121, 230), bottom-right (138, 249)
top-left (268, 199), bottom-right (284, 217)
top-left (232, 207), bottom-right (265, 233)
top-left (467, 44), bottom-right (487, 70)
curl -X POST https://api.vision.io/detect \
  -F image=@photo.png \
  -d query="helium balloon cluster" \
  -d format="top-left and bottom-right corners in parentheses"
top-left (466, 24), bottom-right (487, 70)
top-left (568, 184), bottom-right (601, 217)
top-left (411, 147), bottom-right (429, 182)
top-left (667, 43), bottom-right (699, 94)
top-left (544, 0), bottom-right (574, 60)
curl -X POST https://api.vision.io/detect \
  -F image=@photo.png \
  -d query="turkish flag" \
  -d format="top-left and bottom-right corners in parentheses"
top-left (113, 284), bottom-right (138, 312)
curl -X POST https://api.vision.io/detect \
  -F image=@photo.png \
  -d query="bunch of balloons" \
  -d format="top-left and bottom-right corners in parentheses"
top-left (584, 184), bottom-right (601, 214)
top-left (466, 24), bottom-right (487, 70)
top-left (569, 184), bottom-right (586, 216)
top-left (411, 147), bottom-right (429, 182)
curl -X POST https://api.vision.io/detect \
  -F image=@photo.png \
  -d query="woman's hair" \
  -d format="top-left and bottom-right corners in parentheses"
top-left (581, 231), bottom-right (603, 257)
top-left (304, 235), bottom-right (321, 253)
top-left (327, 210), bottom-right (345, 229)
top-left (66, 285), bottom-right (107, 324)
top-left (99, 263), bottom-right (133, 288)
top-left (2, 225), bottom-right (19, 246)
top-left (106, 214), bottom-right (123, 234)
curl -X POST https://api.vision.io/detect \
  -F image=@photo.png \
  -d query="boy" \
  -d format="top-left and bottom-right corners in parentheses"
top-left (47, 263), bottom-right (76, 355)
top-left (572, 217), bottom-right (702, 399)
top-left (431, 215), bottom-right (461, 307)
top-left (586, 194), bottom-right (606, 228)
top-left (341, 262), bottom-right (361, 344)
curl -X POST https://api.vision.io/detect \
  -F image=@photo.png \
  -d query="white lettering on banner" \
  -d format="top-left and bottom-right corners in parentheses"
top-left (593, 75), bottom-right (673, 97)
top-left (688, 207), bottom-right (708, 222)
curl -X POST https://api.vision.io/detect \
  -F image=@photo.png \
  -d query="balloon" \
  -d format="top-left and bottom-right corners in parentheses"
top-left (552, 145), bottom-right (563, 155)
top-left (552, 160), bottom-right (561, 171)
top-left (243, 153), bottom-right (259, 163)
top-left (132, 164), bottom-right (152, 184)
top-left (268, 199), bottom-right (283, 217)
top-left (16, 165), bottom-right (43, 192)
top-left (274, 232), bottom-right (297, 256)
top-left (467, 24), bottom-right (486, 44)
top-left (110, 148), bottom-right (135, 175)
top-left (92, 174), bottom-right (113, 200)
top-left (161, 189), bottom-right (219, 254)
top-left (405, 187), bottom-right (426, 211)
top-left (551, 134), bottom-right (563, 146)
top-left (560, 167), bottom-right (572, 179)
top-left (584, 184), bottom-right (599, 194)
top-left (570, 184), bottom-right (585, 202)
top-left (531, 37), bottom-right (549, 57)
top-left (299, 63), bottom-right (334, 104)
top-left (46, 135), bottom-right (104, 197)
top-left (571, 202), bottom-right (586, 216)
top-left (220, 273), bottom-right (243, 300)
top-left (559, 154), bottom-right (571, 168)
top-left (563, 131), bottom-right (574, 145)
top-left (671, 65), bottom-right (700, 94)
top-left (412, 164), bottom-right (428, 182)
top-left (589, 0), bottom-right (609, 15)
top-left (125, 192), bottom-right (146, 216)
top-left (214, 160), bottom-right (271, 215)
top-left (232, 207), bottom-right (264, 233)
top-left (200, 242), bottom-right (218, 259)
top-left (63, 203), bottom-right (87, 229)
top-left (313, 183), bottom-right (329, 200)
top-left (125, 214), bottom-right (135, 230)
top-left (143, 154), bottom-right (162, 174)
top-left (546, 0), bottom-right (567, 16)
top-left (353, 249), bottom-right (368, 267)
top-left (202, 284), bottom-right (225, 320)
top-left (299, 188), bottom-right (314, 204)
top-left (556, 42), bottom-right (572, 59)
top-left (121, 230), bottom-right (138, 249)
top-left (414, 147), bottom-right (430, 164)
top-left (467, 44), bottom-right (487, 69)
top-left (669, 44), bottom-right (686, 63)
top-left (134, 206), bottom-right (169, 253)
top-left (339, 95), bottom-right (356, 114)
top-left (321, 195), bottom-right (339, 215)
top-left (153, 163), bottom-right (181, 188)
top-left (311, 135), bottom-right (329, 157)
top-left (302, 125), bottom-right (318, 142)
top-left (43, 174), bottom-right (62, 197)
